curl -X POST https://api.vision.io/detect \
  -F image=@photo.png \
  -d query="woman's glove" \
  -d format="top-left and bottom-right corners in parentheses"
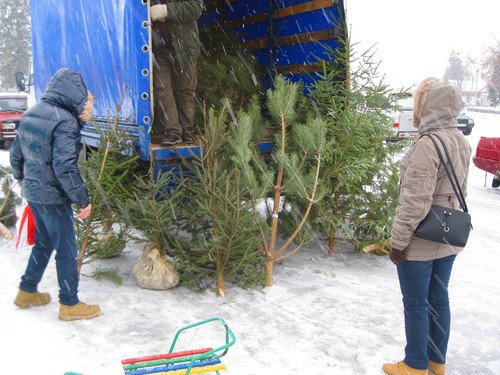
top-left (389, 248), bottom-right (404, 265)
top-left (150, 4), bottom-right (168, 22)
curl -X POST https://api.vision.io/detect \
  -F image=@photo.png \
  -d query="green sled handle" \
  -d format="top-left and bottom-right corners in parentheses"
top-left (169, 317), bottom-right (236, 375)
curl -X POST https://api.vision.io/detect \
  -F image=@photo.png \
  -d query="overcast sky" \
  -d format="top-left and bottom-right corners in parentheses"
top-left (345, 0), bottom-right (499, 91)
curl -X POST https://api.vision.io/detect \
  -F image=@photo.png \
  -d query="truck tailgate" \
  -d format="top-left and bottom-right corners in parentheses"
top-left (397, 110), bottom-right (416, 138)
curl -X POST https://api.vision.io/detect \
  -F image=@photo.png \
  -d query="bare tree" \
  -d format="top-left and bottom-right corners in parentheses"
top-left (482, 40), bottom-right (500, 106)
top-left (443, 50), bottom-right (473, 88)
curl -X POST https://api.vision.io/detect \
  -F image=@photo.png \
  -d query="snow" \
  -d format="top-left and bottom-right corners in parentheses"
top-left (1, 112), bottom-right (500, 375)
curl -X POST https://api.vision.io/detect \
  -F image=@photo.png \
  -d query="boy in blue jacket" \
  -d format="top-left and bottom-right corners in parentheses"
top-left (10, 68), bottom-right (101, 321)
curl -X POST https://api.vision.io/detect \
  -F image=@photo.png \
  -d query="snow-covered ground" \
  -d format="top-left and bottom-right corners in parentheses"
top-left (1, 112), bottom-right (499, 375)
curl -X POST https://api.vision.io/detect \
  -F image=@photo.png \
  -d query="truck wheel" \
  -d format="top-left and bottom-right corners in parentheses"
top-left (493, 178), bottom-right (500, 188)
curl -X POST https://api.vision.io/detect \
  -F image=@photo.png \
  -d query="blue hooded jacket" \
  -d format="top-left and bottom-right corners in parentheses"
top-left (10, 68), bottom-right (90, 208)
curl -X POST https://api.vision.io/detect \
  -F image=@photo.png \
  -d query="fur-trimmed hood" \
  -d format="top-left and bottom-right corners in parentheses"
top-left (413, 77), bottom-right (462, 133)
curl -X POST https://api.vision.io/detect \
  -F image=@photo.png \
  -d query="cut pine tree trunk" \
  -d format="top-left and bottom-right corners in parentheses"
top-left (217, 271), bottom-right (225, 297)
top-left (0, 221), bottom-right (13, 240)
top-left (328, 231), bottom-right (336, 257)
top-left (265, 259), bottom-right (274, 286)
top-left (328, 192), bottom-right (340, 256)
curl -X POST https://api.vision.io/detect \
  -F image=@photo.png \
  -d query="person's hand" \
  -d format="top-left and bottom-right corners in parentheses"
top-left (389, 247), bottom-right (404, 265)
top-left (150, 4), bottom-right (168, 22)
top-left (76, 204), bottom-right (92, 220)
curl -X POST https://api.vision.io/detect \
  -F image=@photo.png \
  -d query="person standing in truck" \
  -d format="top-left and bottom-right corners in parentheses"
top-left (150, 0), bottom-right (203, 145)
top-left (10, 68), bottom-right (101, 321)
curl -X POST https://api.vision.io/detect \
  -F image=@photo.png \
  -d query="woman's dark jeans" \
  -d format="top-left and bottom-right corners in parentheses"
top-left (19, 202), bottom-right (80, 306)
top-left (396, 255), bottom-right (457, 370)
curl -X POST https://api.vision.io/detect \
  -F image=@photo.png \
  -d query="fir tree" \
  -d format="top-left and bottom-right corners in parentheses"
top-left (0, 165), bottom-right (21, 227)
top-left (197, 53), bottom-right (262, 111)
top-left (197, 22), bottom-right (262, 111)
top-left (0, 0), bottom-right (31, 89)
top-left (306, 36), bottom-right (406, 255)
top-left (488, 85), bottom-right (499, 107)
top-left (76, 99), bottom-right (140, 269)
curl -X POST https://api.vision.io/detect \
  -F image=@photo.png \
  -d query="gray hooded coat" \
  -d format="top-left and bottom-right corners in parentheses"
top-left (390, 78), bottom-right (471, 261)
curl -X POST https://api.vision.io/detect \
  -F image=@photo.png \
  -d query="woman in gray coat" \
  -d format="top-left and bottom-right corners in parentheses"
top-left (383, 78), bottom-right (471, 375)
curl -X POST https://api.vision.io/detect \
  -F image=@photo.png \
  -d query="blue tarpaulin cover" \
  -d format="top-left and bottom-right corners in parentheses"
top-left (30, 0), bottom-right (345, 161)
top-left (30, 0), bottom-right (151, 127)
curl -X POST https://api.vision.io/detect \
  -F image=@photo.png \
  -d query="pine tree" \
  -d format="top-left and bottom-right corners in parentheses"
top-left (121, 168), bottom-right (184, 290)
top-left (173, 106), bottom-right (265, 295)
top-left (122, 169), bottom-right (183, 257)
top-left (229, 77), bottom-right (327, 286)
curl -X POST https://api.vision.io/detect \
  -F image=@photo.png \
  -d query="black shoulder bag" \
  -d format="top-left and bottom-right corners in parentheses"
top-left (414, 134), bottom-right (472, 247)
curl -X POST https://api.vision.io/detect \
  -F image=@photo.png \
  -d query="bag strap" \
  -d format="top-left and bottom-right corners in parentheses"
top-left (420, 134), bottom-right (468, 213)
top-left (432, 133), bottom-right (469, 212)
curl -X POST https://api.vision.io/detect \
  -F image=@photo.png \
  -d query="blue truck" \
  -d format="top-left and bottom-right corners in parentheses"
top-left (23, 0), bottom-right (346, 175)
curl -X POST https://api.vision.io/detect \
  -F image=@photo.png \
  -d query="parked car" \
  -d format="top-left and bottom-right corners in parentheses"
top-left (387, 94), bottom-right (414, 141)
top-left (473, 137), bottom-right (500, 188)
top-left (457, 113), bottom-right (475, 135)
top-left (0, 92), bottom-right (27, 149)
top-left (388, 95), bottom-right (475, 141)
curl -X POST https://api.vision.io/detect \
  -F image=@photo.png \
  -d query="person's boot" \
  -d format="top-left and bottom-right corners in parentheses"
top-left (14, 289), bottom-right (51, 308)
top-left (429, 360), bottom-right (445, 375)
top-left (382, 361), bottom-right (428, 375)
top-left (182, 132), bottom-right (195, 144)
top-left (182, 134), bottom-right (195, 144)
top-left (161, 134), bottom-right (182, 145)
top-left (59, 302), bottom-right (101, 321)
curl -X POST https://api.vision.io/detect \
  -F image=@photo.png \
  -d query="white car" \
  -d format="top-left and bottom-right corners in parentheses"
top-left (387, 94), bottom-right (474, 141)
top-left (388, 95), bottom-right (416, 140)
